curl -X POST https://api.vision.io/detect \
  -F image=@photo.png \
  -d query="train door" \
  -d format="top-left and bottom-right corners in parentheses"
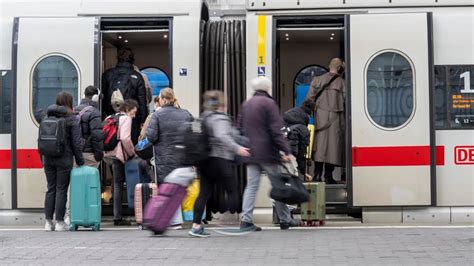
top-left (347, 13), bottom-right (436, 206)
top-left (273, 16), bottom-right (352, 214)
top-left (13, 17), bottom-right (98, 208)
top-left (99, 18), bottom-right (172, 212)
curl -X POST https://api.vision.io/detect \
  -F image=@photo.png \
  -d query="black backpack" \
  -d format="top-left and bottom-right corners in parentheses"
top-left (174, 115), bottom-right (213, 166)
top-left (110, 69), bottom-right (133, 112)
top-left (38, 116), bottom-right (67, 157)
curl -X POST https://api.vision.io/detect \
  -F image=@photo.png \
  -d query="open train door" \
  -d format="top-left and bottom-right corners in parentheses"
top-left (12, 17), bottom-right (98, 208)
top-left (346, 13), bottom-right (436, 207)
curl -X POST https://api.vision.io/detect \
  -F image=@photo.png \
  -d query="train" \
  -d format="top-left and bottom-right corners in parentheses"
top-left (0, 0), bottom-right (473, 224)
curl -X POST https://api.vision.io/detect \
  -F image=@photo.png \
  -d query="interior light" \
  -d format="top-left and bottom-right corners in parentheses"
top-left (331, 33), bottom-right (335, 36)
top-left (118, 35), bottom-right (123, 39)
top-left (286, 37), bottom-right (290, 41)
top-left (124, 39), bottom-right (129, 43)
top-left (164, 34), bottom-right (168, 39)
top-left (330, 37), bottom-right (334, 40)
top-left (285, 33), bottom-right (289, 37)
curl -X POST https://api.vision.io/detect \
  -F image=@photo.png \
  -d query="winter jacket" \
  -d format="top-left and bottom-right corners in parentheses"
top-left (102, 62), bottom-right (148, 124)
top-left (104, 113), bottom-right (135, 164)
top-left (146, 104), bottom-right (193, 183)
top-left (283, 106), bottom-right (310, 174)
top-left (74, 98), bottom-right (104, 162)
top-left (41, 105), bottom-right (85, 167)
top-left (237, 90), bottom-right (290, 164)
top-left (306, 72), bottom-right (346, 166)
top-left (202, 110), bottom-right (241, 161)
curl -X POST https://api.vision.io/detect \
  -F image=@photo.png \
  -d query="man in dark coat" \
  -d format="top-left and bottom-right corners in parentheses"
top-left (237, 76), bottom-right (294, 231)
top-left (283, 99), bottom-right (314, 176)
top-left (74, 85), bottom-right (104, 167)
top-left (305, 58), bottom-right (346, 184)
top-left (102, 48), bottom-right (148, 144)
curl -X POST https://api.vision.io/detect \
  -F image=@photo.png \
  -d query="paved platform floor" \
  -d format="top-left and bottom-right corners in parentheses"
top-left (0, 225), bottom-right (473, 265)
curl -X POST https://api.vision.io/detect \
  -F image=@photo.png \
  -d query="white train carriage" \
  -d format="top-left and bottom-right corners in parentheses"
top-left (0, 0), bottom-right (473, 224)
top-left (0, 0), bottom-right (207, 211)
top-left (245, 0), bottom-right (474, 223)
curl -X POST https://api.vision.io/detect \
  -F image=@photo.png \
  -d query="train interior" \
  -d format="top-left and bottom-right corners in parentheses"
top-left (274, 16), bottom-right (359, 216)
top-left (100, 19), bottom-right (171, 212)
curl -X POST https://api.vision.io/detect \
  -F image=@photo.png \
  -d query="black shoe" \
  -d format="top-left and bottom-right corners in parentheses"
top-left (114, 219), bottom-right (131, 226)
top-left (325, 177), bottom-right (337, 184)
top-left (280, 223), bottom-right (290, 230)
top-left (240, 222), bottom-right (262, 232)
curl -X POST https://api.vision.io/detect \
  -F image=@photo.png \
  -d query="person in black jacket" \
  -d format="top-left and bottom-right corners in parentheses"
top-left (283, 99), bottom-right (314, 176)
top-left (42, 92), bottom-right (84, 232)
top-left (102, 48), bottom-right (148, 144)
top-left (74, 86), bottom-right (104, 167)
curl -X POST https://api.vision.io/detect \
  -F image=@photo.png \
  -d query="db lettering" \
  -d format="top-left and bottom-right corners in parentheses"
top-left (454, 146), bottom-right (474, 165)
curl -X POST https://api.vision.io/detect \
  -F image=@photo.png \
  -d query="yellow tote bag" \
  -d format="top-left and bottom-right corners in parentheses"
top-left (182, 179), bottom-right (201, 221)
top-left (306, 124), bottom-right (315, 159)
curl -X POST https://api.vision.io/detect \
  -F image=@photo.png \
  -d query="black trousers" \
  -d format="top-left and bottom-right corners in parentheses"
top-left (193, 157), bottom-right (238, 224)
top-left (314, 161), bottom-right (335, 181)
top-left (44, 164), bottom-right (72, 221)
top-left (111, 159), bottom-right (126, 221)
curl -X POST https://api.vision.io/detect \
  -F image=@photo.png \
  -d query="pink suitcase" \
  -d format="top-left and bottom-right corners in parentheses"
top-left (143, 183), bottom-right (187, 234)
top-left (134, 183), bottom-right (158, 226)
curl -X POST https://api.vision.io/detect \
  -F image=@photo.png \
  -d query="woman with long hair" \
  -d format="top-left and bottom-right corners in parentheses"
top-left (41, 91), bottom-right (84, 231)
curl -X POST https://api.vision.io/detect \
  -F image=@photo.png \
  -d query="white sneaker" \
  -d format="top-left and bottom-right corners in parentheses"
top-left (64, 216), bottom-right (70, 226)
top-left (55, 221), bottom-right (69, 232)
top-left (45, 220), bottom-right (54, 231)
top-left (168, 224), bottom-right (183, 230)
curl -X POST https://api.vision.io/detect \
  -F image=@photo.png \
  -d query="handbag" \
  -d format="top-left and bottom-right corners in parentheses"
top-left (135, 137), bottom-right (154, 160)
top-left (269, 164), bottom-right (310, 205)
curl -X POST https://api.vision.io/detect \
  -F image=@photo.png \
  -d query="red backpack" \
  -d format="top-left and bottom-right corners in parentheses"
top-left (102, 114), bottom-right (123, 151)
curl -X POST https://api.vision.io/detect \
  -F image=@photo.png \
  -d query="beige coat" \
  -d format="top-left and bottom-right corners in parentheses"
top-left (306, 72), bottom-right (346, 166)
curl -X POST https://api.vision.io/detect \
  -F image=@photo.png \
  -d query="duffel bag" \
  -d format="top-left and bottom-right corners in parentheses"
top-left (270, 164), bottom-right (310, 205)
top-left (135, 137), bottom-right (154, 160)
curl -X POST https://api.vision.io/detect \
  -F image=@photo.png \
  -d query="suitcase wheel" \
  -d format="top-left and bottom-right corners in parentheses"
top-left (70, 224), bottom-right (78, 231)
top-left (138, 224), bottom-right (143, 230)
top-left (92, 224), bottom-right (100, 231)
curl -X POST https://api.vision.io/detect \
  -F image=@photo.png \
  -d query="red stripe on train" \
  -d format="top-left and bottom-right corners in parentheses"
top-left (0, 149), bottom-right (43, 169)
top-left (352, 146), bottom-right (445, 167)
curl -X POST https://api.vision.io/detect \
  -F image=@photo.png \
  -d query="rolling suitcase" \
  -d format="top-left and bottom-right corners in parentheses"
top-left (143, 183), bottom-right (187, 234)
top-left (134, 183), bottom-right (158, 226)
top-left (143, 167), bottom-right (196, 234)
top-left (125, 158), bottom-right (151, 209)
top-left (300, 182), bottom-right (326, 224)
top-left (70, 166), bottom-right (101, 231)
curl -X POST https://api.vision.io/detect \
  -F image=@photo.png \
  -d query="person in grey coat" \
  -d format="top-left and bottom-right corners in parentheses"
top-left (237, 76), bottom-right (296, 231)
top-left (146, 88), bottom-right (193, 184)
top-left (306, 58), bottom-right (346, 184)
top-left (188, 90), bottom-right (250, 238)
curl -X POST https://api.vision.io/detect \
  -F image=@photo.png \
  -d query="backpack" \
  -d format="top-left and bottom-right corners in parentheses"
top-left (38, 116), bottom-right (67, 157)
top-left (174, 115), bottom-right (213, 166)
top-left (77, 106), bottom-right (94, 139)
top-left (102, 114), bottom-right (123, 151)
top-left (110, 69), bottom-right (133, 112)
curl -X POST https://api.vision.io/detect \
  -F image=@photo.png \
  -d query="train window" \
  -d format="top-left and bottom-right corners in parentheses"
top-left (140, 67), bottom-right (170, 112)
top-left (32, 55), bottom-right (79, 124)
top-left (0, 71), bottom-right (12, 134)
top-left (434, 65), bottom-right (474, 129)
top-left (366, 51), bottom-right (414, 129)
top-left (294, 65), bottom-right (328, 107)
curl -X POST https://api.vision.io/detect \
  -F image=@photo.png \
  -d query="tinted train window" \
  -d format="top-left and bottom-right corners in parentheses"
top-left (435, 65), bottom-right (474, 129)
top-left (366, 52), bottom-right (414, 129)
top-left (0, 71), bottom-right (12, 133)
top-left (141, 67), bottom-right (170, 112)
top-left (32, 56), bottom-right (79, 124)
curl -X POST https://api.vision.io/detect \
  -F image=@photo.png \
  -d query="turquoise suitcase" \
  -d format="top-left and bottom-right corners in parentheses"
top-left (70, 166), bottom-right (101, 231)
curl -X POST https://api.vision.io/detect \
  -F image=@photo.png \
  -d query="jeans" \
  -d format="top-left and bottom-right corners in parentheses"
top-left (111, 159), bottom-right (125, 221)
top-left (44, 164), bottom-right (72, 221)
top-left (241, 163), bottom-right (291, 224)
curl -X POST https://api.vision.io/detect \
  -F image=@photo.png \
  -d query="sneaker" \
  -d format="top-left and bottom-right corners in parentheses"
top-left (44, 220), bottom-right (54, 232)
top-left (114, 219), bottom-right (131, 226)
top-left (64, 216), bottom-right (70, 226)
top-left (168, 224), bottom-right (183, 230)
top-left (55, 221), bottom-right (68, 232)
top-left (188, 226), bottom-right (210, 238)
top-left (240, 222), bottom-right (262, 232)
top-left (280, 223), bottom-right (290, 230)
